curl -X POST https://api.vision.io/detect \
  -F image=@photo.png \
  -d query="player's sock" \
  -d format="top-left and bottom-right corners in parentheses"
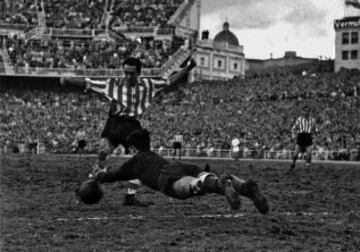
top-left (123, 183), bottom-right (154, 207)
top-left (290, 155), bottom-right (297, 170)
top-left (202, 174), bottom-right (221, 193)
top-left (127, 188), bottom-right (137, 195)
top-left (123, 189), bottom-right (138, 205)
top-left (195, 172), bottom-right (222, 194)
top-left (204, 164), bottom-right (210, 172)
top-left (290, 162), bottom-right (295, 171)
top-left (198, 173), bottom-right (240, 210)
top-left (230, 175), bottom-right (269, 214)
top-left (98, 151), bottom-right (107, 166)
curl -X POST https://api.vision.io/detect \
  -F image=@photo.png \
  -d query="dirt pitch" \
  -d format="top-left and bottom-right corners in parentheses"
top-left (1, 154), bottom-right (359, 252)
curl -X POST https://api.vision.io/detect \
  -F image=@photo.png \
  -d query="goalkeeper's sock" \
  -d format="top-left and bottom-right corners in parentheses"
top-left (202, 174), bottom-right (229, 195)
top-left (126, 188), bottom-right (137, 195)
top-left (203, 175), bottom-right (221, 194)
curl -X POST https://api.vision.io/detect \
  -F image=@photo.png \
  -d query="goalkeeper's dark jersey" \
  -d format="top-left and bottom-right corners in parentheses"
top-left (98, 151), bottom-right (169, 190)
top-left (98, 151), bottom-right (203, 192)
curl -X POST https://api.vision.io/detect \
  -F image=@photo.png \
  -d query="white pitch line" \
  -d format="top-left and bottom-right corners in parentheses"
top-left (55, 211), bottom-right (360, 222)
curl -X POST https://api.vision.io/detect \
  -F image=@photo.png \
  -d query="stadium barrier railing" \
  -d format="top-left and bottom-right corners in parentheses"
top-left (115, 148), bottom-right (358, 161)
top-left (0, 23), bottom-right (36, 32)
top-left (112, 26), bottom-right (156, 34)
top-left (0, 66), bottom-right (162, 77)
top-left (2, 145), bottom-right (358, 162)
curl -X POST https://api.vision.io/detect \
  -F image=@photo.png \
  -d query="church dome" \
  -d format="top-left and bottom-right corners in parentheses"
top-left (213, 22), bottom-right (239, 46)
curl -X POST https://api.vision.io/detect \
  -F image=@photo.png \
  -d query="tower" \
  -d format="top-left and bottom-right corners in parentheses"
top-left (334, 0), bottom-right (360, 72)
top-left (344, 0), bottom-right (360, 17)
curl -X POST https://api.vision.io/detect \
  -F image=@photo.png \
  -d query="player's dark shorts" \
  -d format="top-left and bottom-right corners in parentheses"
top-left (173, 142), bottom-right (182, 150)
top-left (157, 162), bottom-right (203, 199)
top-left (297, 133), bottom-right (313, 152)
top-left (232, 151), bottom-right (241, 159)
top-left (28, 142), bottom-right (37, 151)
top-left (78, 140), bottom-right (87, 149)
top-left (101, 116), bottom-right (142, 147)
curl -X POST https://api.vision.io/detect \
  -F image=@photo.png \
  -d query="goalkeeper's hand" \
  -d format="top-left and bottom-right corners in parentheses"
top-left (88, 166), bottom-right (107, 180)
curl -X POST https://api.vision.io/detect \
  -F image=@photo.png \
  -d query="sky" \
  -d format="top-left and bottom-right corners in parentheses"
top-left (200, 0), bottom-right (352, 59)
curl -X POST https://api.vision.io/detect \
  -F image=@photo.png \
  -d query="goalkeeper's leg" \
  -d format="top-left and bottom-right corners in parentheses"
top-left (172, 172), bottom-right (241, 210)
top-left (230, 175), bottom-right (269, 214)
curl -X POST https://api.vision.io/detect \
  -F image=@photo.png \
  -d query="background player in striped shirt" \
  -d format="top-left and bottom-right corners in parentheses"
top-left (290, 105), bottom-right (318, 171)
top-left (61, 56), bottom-right (196, 206)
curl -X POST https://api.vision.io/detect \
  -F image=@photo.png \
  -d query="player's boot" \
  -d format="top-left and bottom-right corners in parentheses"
top-left (123, 194), bottom-right (154, 207)
top-left (230, 176), bottom-right (269, 214)
top-left (204, 164), bottom-right (211, 172)
top-left (218, 176), bottom-right (241, 211)
top-left (290, 163), bottom-right (295, 171)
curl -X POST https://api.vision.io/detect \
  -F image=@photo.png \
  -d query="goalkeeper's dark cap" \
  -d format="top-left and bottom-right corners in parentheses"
top-left (127, 129), bottom-right (151, 151)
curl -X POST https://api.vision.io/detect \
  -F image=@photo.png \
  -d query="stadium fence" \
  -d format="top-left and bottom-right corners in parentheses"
top-left (1, 144), bottom-right (358, 162)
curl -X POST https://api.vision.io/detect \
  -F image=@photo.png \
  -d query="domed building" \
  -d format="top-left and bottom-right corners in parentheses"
top-left (192, 22), bottom-right (245, 81)
top-left (213, 22), bottom-right (240, 47)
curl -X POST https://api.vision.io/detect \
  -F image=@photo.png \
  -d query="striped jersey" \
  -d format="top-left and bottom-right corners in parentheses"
top-left (75, 130), bottom-right (86, 141)
top-left (292, 116), bottom-right (318, 134)
top-left (174, 135), bottom-right (183, 143)
top-left (85, 77), bottom-right (170, 118)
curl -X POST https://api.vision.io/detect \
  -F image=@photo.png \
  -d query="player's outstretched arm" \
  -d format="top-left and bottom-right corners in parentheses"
top-left (167, 56), bottom-right (197, 85)
top-left (61, 77), bottom-right (111, 96)
top-left (59, 76), bottom-right (86, 87)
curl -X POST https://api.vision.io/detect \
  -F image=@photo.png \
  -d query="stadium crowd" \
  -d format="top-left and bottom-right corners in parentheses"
top-left (1, 71), bottom-right (359, 161)
top-left (0, 89), bottom-right (107, 154)
top-left (4, 36), bottom-right (181, 70)
top-left (0, 0), bottom-right (38, 25)
top-left (44, 0), bottom-right (104, 29)
top-left (110, 0), bottom-right (183, 28)
top-left (0, 0), bottom-right (184, 28)
top-left (0, 0), bottom-right (188, 73)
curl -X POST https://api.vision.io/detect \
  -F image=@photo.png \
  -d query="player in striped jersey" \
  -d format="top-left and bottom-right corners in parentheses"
top-left (290, 105), bottom-right (318, 171)
top-left (62, 56), bottom-right (196, 206)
